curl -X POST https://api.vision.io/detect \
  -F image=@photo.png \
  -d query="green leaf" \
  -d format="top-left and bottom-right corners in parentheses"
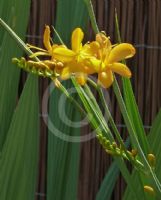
top-left (114, 13), bottom-right (150, 154)
top-left (47, 1), bottom-right (89, 200)
top-left (54, 0), bottom-right (89, 44)
top-left (122, 78), bottom-right (150, 154)
top-left (123, 171), bottom-right (147, 200)
top-left (0, 0), bottom-right (31, 149)
top-left (0, 75), bottom-right (39, 200)
top-left (96, 161), bottom-right (120, 200)
top-left (148, 109), bottom-right (161, 182)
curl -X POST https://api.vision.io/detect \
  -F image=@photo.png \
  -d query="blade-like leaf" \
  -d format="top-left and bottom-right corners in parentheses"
top-left (0, 0), bottom-right (31, 149)
top-left (0, 75), bottom-right (39, 200)
top-left (47, 1), bottom-right (89, 200)
top-left (114, 14), bottom-right (153, 199)
top-left (122, 78), bottom-right (150, 154)
top-left (96, 161), bottom-right (120, 200)
top-left (148, 109), bottom-right (161, 182)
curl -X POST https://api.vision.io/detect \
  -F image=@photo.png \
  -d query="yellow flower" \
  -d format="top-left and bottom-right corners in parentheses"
top-left (53, 28), bottom-right (95, 85)
top-left (88, 32), bottom-right (136, 88)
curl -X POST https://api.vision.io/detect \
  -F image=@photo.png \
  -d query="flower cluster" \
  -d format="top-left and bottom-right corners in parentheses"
top-left (22, 26), bottom-right (136, 88)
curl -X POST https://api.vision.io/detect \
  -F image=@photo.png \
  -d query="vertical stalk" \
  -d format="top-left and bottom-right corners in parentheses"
top-left (84, 0), bottom-right (161, 195)
top-left (83, 0), bottom-right (99, 34)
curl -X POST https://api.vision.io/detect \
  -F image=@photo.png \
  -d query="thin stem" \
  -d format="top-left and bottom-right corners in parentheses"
top-left (84, 1), bottom-right (161, 195)
top-left (83, 0), bottom-right (99, 34)
top-left (113, 77), bottom-right (161, 193)
top-left (87, 78), bottom-right (144, 171)
top-left (57, 82), bottom-right (87, 117)
top-left (52, 26), bottom-right (65, 45)
top-left (0, 18), bottom-right (34, 58)
top-left (53, 81), bottom-right (107, 135)
top-left (114, 10), bottom-right (121, 43)
top-left (114, 11), bottom-right (161, 193)
top-left (83, 84), bottom-right (114, 141)
top-left (71, 77), bottom-right (107, 136)
top-left (115, 11), bottom-right (150, 155)
top-left (72, 79), bottom-right (140, 199)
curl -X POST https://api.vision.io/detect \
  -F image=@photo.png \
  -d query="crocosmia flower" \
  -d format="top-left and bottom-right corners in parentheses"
top-left (88, 32), bottom-right (136, 88)
top-left (53, 28), bottom-right (96, 85)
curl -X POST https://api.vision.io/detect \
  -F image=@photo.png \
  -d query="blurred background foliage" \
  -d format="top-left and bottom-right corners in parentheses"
top-left (0, 0), bottom-right (161, 200)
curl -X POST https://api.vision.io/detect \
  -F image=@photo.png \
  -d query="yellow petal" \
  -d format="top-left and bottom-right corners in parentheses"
top-left (53, 48), bottom-right (76, 62)
top-left (107, 43), bottom-right (136, 64)
top-left (75, 73), bottom-right (87, 85)
top-left (60, 66), bottom-right (71, 80)
top-left (71, 28), bottom-right (84, 53)
top-left (110, 62), bottom-right (132, 78)
top-left (43, 25), bottom-right (52, 52)
top-left (98, 70), bottom-right (114, 88)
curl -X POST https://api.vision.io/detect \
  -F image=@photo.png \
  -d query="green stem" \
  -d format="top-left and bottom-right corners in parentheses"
top-left (83, 84), bottom-right (114, 140)
top-left (71, 77), bottom-right (106, 136)
top-left (87, 78), bottom-right (144, 171)
top-left (113, 77), bottom-right (161, 193)
top-left (0, 18), bottom-right (33, 58)
top-left (72, 77), bottom-right (141, 199)
top-left (114, 11), bottom-right (161, 194)
top-left (114, 10), bottom-right (121, 43)
top-left (84, 0), bottom-right (161, 195)
top-left (52, 26), bottom-right (65, 45)
top-left (83, 0), bottom-right (99, 33)
top-left (57, 82), bottom-right (87, 117)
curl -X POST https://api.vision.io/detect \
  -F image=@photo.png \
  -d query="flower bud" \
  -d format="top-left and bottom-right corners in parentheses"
top-left (112, 142), bottom-right (117, 149)
top-left (131, 149), bottom-right (138, 158)
top-left (147, 154), bottom-right (156, 168)
top-left (54, 78), bottom-right (61, 88)
top-left (144, 185), bottom-right (155, 196)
